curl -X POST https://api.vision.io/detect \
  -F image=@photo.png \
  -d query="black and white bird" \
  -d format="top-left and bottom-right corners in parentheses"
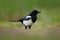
top-left (12, 10), bottom-right (41, 29)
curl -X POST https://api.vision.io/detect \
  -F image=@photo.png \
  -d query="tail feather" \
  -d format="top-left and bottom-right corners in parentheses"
top-left (11, 19), bottom-right (22, 22)
top-left (11, 20), bottom-right (20, 22)
top-left (10, 18), bottom-right (23, 23)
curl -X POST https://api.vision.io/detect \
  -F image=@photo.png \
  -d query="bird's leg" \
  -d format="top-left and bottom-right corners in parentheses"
top-left (29, 26), bottom-right (31, 29)
top-left (25, 26), bottom-right (27, 29)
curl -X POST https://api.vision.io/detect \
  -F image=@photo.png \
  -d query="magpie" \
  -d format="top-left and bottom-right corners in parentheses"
top-left (12, 10), bottom-right (41, 29)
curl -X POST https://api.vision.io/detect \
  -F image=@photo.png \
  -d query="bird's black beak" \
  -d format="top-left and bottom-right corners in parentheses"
top-left (38, 11), bottom-right (41, 13)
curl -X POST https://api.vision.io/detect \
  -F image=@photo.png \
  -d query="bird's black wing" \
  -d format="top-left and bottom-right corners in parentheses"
top-left (19, 17), bottom-right (31, 23)
top-left (20, 17), bottom-right (31, 21)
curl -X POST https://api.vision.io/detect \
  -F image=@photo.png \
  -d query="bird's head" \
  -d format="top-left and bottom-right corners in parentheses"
top-left (30, 10), bottom-right (41, 16)
top-left (33, 10), bottom-right (41, 13)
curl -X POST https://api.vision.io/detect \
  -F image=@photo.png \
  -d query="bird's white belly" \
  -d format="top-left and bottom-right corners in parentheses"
top-left (23, 19), bottom-right (33, 26)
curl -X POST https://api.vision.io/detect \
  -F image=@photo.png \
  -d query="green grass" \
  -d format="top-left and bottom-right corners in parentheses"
top-left (0, 0), bottom-right (60, 21)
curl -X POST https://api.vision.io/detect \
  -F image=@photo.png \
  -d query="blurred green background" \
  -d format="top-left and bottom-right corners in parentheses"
top-left (0, 0), bottom-right (60, 40)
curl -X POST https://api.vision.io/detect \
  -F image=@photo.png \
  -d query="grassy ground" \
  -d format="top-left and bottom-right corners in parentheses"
top-left (0, 21), bottom-right (60, 40)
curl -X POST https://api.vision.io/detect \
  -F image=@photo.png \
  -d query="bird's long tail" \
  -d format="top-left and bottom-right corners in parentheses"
top-left (11, 19), bottom-right (22, 22)
top-left (11, 20), bottom-right (19, 22)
